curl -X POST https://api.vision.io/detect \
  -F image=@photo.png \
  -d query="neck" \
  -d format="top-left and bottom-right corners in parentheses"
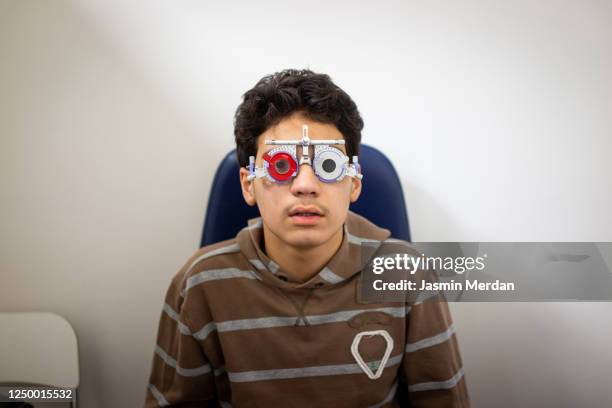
top-left (263, 227), bottom-right (344, 283)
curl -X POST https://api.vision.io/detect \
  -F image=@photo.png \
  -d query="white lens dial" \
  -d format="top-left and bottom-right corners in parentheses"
top-left (313, 146), bottom-right (348, 182)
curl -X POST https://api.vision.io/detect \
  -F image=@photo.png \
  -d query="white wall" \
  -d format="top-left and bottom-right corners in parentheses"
top-left (1, 1), bottom-right (611, 407)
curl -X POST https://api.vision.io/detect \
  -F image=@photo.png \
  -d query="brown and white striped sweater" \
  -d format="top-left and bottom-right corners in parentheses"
top-left (145, 212), bottom-right (469, 407)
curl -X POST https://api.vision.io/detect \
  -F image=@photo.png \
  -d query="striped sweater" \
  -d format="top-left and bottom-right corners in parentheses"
top-left (145, 211), bottom-right (469, 407)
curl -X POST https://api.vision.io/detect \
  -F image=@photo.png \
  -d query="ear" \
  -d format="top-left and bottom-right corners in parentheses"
top-left (239, 167), bottom-right (257, 206)
top-left (349, 176), bottom-right (362, 203)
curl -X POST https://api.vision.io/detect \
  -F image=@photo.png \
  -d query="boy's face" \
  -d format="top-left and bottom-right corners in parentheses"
top-left (239, 112), bottom-right (362, 249)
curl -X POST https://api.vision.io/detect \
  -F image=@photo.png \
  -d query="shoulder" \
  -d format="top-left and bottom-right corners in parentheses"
top-left (170, 238), bottom-right (244, 295)
top-left (345, 211), bottom-right (391, 241)
top-left (378, 238), bottom-right (422, 257)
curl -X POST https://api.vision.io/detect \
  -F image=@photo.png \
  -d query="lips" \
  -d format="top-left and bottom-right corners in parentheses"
top-left (289, 206), bottom-right (323, 217)
top-left (289, 206), bottom-right (324, 225)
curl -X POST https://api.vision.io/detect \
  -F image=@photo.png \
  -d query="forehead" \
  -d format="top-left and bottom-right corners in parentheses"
top-left (257, 113), bottom-right (346, 154)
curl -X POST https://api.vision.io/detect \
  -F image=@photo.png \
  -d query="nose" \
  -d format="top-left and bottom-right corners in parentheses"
top-left (289, 164), bottom-right (321, 197)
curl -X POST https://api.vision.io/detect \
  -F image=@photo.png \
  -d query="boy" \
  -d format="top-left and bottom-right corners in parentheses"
top-left (145, 69), bottom-right (469, 407)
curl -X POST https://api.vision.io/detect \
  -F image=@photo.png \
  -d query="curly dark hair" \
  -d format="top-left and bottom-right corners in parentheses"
top-left (234, 69), bottom-right (364, 167)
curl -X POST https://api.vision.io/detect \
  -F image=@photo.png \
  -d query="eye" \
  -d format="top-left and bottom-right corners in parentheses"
top-left (314, 147), bottom-right (346, 182)
top-left (275, 157), bottom-right (291, 174)
top-left (322, 158), bottom-right (337, 173)
top-left (264, 151), bottom-right (297, 181)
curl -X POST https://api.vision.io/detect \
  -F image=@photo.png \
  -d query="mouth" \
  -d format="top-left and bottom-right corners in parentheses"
top-left (289, 206), bottom-right (324, 225)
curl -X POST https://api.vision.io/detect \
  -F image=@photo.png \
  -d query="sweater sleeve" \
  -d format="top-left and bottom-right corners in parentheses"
top-left (399, 274), bottom-right (470, 407)
top-left (144, 272), bottom-right (219, 407)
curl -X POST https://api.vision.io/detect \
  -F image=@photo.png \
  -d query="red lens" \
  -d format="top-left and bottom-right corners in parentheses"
top-left (264, 152), bottom-right (296, 181)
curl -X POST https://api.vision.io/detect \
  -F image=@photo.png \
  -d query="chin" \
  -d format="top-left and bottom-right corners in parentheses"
top-left (283, 231), bottom-right (332, 249)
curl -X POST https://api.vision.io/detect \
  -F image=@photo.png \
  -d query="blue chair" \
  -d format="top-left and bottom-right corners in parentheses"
top-left (200, 145), bottom-right (411, 247)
